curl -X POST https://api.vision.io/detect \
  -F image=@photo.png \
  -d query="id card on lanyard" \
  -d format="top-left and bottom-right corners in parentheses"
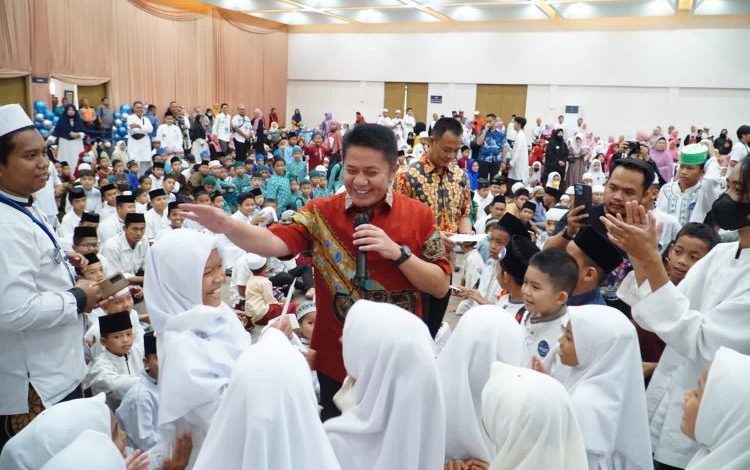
top-left (0, 194), bottom-right (77, 285)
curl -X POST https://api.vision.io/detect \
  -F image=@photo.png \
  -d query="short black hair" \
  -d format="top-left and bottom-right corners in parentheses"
top-left (237, 192), bottom-right (255, 206)
top-left (737, 125), bottom-right (750, 140)
top-left (78, 169), bottom-right (95, 178)
top-left (431, 117), bottom-right (464, 142)
top-left (514, 116), bottom-right (527, 128)
top-left (147, 104), bottom-right (156, 111)
top-left (528, 249), bottom-right (579, 295)
top-left (674, 222), bottom-right (720, 251)
top-left (486, 113), bottom-right (497, 119)
top-left (0, 126), bottom-right (38, 165)
top-left (342, 123), bottom-right (397, 166)
top-left (138, 175), bottom-right (150, 184)
top-left (609, 158), bottom-right (655, 193)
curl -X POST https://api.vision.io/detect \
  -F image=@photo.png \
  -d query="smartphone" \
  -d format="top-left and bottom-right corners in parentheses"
top-left (574, 183), bottom-right (593, 222)
top-left (97, 272), bottom-right (129, 299)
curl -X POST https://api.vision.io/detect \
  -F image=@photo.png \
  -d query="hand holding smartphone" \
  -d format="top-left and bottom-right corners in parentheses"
top-left (574, 183), bottom-right (593, 224)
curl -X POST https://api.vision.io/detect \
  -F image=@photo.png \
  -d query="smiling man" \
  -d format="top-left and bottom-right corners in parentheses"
top-left (180, 123), bottom-right (451, 420)
top-left (0, 104), bottom-right (99, 448)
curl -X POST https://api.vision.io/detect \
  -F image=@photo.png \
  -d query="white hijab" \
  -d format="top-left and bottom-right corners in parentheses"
top-left (324, 300), bottom-right (445, 470)
top-left (482, 362), bottom-right (588, 470)
top-left (144, 229), bottom-right (218, 334)
top-left (589, 159), bottom-right (607, 186)
top-left (686, 347), bottom-right (750, 470)
top-left (556, 305), bottom-right (653, 470)
top-left (437, 305), bottom-right (525, 462)
top-left (0, 394), bottom-right (111, 470)
top-left (193, 329), bottom-right (341, 470)
top-left (40, 430), bottom-right (125, 470)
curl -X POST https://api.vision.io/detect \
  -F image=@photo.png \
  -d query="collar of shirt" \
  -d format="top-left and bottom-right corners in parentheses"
top-left (0, 188), bottom-right (33, 207)
top-left (420, 155), bottom-right (454, 175)
top-left (344, 187), bottom-right (394, 211)
top-left (528, 305), bottom-right (568, 324)
top-left (568, 287), bottom-right (605, 306)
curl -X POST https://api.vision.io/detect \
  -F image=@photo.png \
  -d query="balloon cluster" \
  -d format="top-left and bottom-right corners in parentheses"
top-left (32, 100), bottom-right (56, 139)
top-left (112, 103), bottom-right (133, 142)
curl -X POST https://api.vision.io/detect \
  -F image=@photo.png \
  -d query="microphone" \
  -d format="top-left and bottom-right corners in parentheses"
top-left (353, 213), bottom-right (370, 289)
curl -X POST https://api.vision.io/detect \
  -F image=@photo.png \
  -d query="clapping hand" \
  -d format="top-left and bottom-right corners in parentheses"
top-left (600, 201), bottom-right (659, 262)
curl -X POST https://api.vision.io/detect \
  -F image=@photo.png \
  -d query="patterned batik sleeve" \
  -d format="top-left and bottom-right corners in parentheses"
top-left (393, 170), bottom-right (414, 198)
top-left (458, 172), bottom-right (472, 218)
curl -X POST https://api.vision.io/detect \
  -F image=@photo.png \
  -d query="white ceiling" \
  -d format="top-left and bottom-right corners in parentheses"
top-left (201, 0), bottom-right (750, 25)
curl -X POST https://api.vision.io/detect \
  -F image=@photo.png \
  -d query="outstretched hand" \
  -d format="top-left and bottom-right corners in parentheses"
top-left (178, 204), bottom-right (232, 234)
top-left (600, 201), bottom-right (660, 262)
top-left (125, 449), bottom-right (150, 470)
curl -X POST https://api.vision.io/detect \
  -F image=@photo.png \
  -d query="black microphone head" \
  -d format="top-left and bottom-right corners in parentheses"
top-left (353, 213), bottom-right (370, 227)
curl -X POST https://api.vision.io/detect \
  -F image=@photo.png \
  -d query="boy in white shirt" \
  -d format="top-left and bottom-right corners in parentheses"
top-left (520, 248), bottom-right (579, 371)
top-left (459, 241), bottom-right (484, 290)
top-left (156, 112), bottom-right (184, 155)
top-left (148, 162), bottom-right (165, 190)
top-left (58, 187), bottom-right (87, 240)
top-left (85, 311), bottom-right (144, 409)
top-left (144, 188), bottom-right (169, 241)
top-left (78, 169), bottom-right (102, 213)
top-left (497, 234), bottom-right (539, 323)
top-left (116, 331), bottom-right (160, 452)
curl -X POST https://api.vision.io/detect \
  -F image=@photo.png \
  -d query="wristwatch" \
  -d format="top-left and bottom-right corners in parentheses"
top-left (393, 245), bottom-right (412, 266)
top-left (562, 230), bottom-right (575, 241)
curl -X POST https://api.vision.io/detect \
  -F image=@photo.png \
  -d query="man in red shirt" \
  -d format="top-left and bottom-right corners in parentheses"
top-left (181, 123), bottom-right (450, 420)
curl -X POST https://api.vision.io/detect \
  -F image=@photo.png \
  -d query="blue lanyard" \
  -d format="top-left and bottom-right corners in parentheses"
top-left (0, 193), bottom-right (76, 285)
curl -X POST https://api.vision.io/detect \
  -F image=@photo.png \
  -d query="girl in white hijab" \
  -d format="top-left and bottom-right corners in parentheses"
top-left (143, 229), bottom-right (252, 466)
top-left (683, 347), bottom-right (750, 470)
top-left (324, 300), bottom-right (445, 470)
top-left (545, 171), bottom-right (561, 189)
top-left (40, 430), bottom-right (126, 470)
top-left (589, 159), bottom-right (607, 186)
top-left (482, 362), bottom-right (588, 470)
top-left (554, 305), bottom-right (653, 470)
top-left (0, 394), bottom-right (112, 470)
top-left (111, 140), bottom-right (128, 163)
top-left (438, 306), bottom-right (525, 465)
top-left (193, 329), bottom-right (341, 470)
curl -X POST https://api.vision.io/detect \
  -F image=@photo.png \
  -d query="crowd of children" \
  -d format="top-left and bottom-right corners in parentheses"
top-left (1, 99), bottom-right (750, 470)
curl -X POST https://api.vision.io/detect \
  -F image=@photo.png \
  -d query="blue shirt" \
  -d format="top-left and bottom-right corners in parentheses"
top-left (478, 129), bottom-right (506, 163)
top-left (145, 112), bottom-right (158, 138)
top-left (567, 287), bottom-right (606, 306)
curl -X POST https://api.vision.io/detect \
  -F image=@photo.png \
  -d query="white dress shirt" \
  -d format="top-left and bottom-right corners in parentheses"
top-left (116, 371), bottom-right (160, 452)
top-left (145, 208), bottom-right (169, 241)
top-left (85, 346), bottom-right (144, 409)
top-left (0, 189), bottom-right (86, 414)
top-left (100, 232), bottom-right (149, 279)
top-left (127, 114), bottom-right (153, 163)
top-left (156, 124), bottom-right (183, 153)
top-left (212, 112), bottom-right (232, 142)
top-left (98, 214), bottom-right (124, 243)
top-left (231, 114), bottom-right (252, 143)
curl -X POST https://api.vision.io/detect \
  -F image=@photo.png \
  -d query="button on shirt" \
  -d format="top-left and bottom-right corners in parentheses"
top-left (0, 190), bottom-right (86, 413)
top-left (394, 155), bottom-right (471, 233)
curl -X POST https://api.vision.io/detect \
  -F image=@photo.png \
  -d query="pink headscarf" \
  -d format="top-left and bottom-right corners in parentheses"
top-left (650, 137), bottom-right (673, 183)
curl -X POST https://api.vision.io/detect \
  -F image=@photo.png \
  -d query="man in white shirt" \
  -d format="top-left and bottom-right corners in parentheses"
top-left (100, 212), bottom-right (149, 285)
top-left (0, 104), bottom-right (98, 443)
top-left (99, 194), bottom-right (136, 243)
top-left (144, 189), bottom-right (169, 241)
top-left (212, 102), bottom-right (231, 155)
top-left (403, 108), bottom-right (416, 138)
top-left (531, 116), bottom-right (544, 144)
top-left (508, 116), bottom-right (529, 185)
top-left (391, 109), bottom-right (405, 141)
top-left (505, 114), bottom-right (518, 145)
top-left (376, 108), bottom-right (392, 128)
top-left (231, 104), bottom-right (253, 162)
top-left (127, 101), bottom-right (154, 175)
top-left (155, 112), bottom-right (183, 155)
top-left (729, 124), bottom-right (750, 167)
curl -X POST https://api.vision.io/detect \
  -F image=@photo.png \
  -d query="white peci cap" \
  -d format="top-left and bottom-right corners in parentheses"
top-left (0, 104), bottom-right (34, 138)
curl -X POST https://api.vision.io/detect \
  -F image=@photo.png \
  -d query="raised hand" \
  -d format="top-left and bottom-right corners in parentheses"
top-left (179, 204), bottom-right (233, 234)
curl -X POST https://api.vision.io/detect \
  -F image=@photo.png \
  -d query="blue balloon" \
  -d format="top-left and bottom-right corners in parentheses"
top-left (33, 100), bottom-right (47, 113)
top-left (44, 111), bottom-right (54, 120)
top-left (52, 115), bottom-right (59, 123)
top-left (40, 129), bottom-right (49, 138)
top-left (118, 126), bottom-right (127, 134)
top-left (119, 104), bottom-right (132, 114)
top-left (35, 122), bottom-right (43, 130)
top-left (114, 112), bottom-right (121, 120)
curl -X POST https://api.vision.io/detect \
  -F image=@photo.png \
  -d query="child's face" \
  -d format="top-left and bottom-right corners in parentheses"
top-left (124, 222), bottom-right (146, 245)
top-left (163, 178), bottom-right (175, 193)
top-left (202, 249), bottom-right (224, 307)
top-left (71, 197), bottom-right (86, 214)
top-left (239, 198), bottom-right (256, 216)
top-left (140, 178), bottom-right (152, 191)
top-left (152, 195), bottom-right (168, 213)
top-left (546, 220), bottom-right (557, 234)
top-left (667, 236), bottom-right (711, 285)
top-left (490, 184), bottom-right (502, 196)
top-left (471, 161), bottom-right (479, 172)
top-left (195, 194), bottom-right (210, 205)
top-left (113, 163), bottom-right (124, 174)
top-left (254, 195), bottom-right (264, 206)
top-left (592, 191), bottom-right (604, 205)
top-left (251, 177), bottom-right (262, 188)
top-left (212, 196), bottom-right (224, 208)
top-left (199, 164), bottom-right (209, 175)
top-left (169, 210), bottom-right (184, 228)
top-left (290, 181), bottom-right (299, 192)
top-left (136, 192), bottom-right (149, 204)
top-left (678, 164), bottom-right (703, 188)
top-left (211, 167), bottom-right (222, 177)
top-left (152, 167), bottom-right (164, 177)
top-left (82, 262), bottom-right (105, 282)
top-left (101, 329), bottom-right (134, 356)
top-left (301, 184), bottom-right (312, 197)
top-left (74, 237), bottom-right (100, 255)
top-left (488, 228), bottom-right (510, 259)
top-left (80, 176), bottom-right (95, 190)
top-left (489, 202), bottom-right (506, 220)
top-left (462, 149), bottom-right (470, 158)
top-left (293, 152), bottom-right (302, 161)
top-left (522, 266), bottom-right (566, 315)
top-left (558, 320), bottom-right (579, 367)
top-left (681, 366), bottom-right (709, 440)
top-left (582, 177), bottom-right (592, 185)
top-left (519, 208), bottom-right (535, 223)
top-left (299, 313), bottom-right (316, 340)
top-left (477, 187), bottom-right (489, 199)
top-left (144, 354), bottom-right (159, 380)
top-left (235, 166), bottom-right (245, 177)
top-left (171, 161), bottom-right (181, 174)
top-left (102, 292), bottom-right (134, 314)
top-left (313, 135), bottom-right (322, 145)
top-left (165, 115), bottom-right (175, 125)
top-left (273, 160), bottom-right (285, 175)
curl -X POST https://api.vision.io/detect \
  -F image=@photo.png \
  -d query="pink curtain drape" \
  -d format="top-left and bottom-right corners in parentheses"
top-left (0, 0), bottom-right (287, 118)
top-left (0, 0), bottom-right (32, 78)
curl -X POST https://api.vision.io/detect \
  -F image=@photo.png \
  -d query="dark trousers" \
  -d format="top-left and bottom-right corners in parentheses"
top-left (478, 161), bottom-right (501, 180)
top-left (421, 290), bottom-right (452, 338)
top-left (318, 372), bottom-right (343, 422)
top-left (233, 138), bottom-right (249, 161)
top-left (270, 265), bottom-right (313, 292)
top-left (0, 384), bottom-right (83, 451)
top-left (654, 461), bottom-right (683, 470)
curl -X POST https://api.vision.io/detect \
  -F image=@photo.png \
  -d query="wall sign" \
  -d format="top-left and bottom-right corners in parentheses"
top-left (430, 95), bottom-right (442, 104)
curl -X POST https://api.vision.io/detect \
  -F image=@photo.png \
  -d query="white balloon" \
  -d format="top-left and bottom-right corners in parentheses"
top-left (35, 113), bottom-right (44, 121)
top-left (43, 120), bottom-right (52, 129)
top-left (121, 113), bottom-right (129, 120)
top-left (114, 118), bottom-right (122, 127)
